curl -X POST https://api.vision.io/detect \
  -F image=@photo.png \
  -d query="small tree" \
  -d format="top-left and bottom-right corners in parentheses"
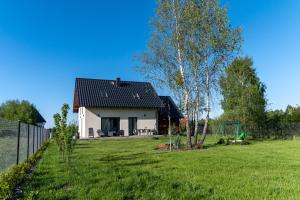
top-left (53, 104), bottom-right (77, 162)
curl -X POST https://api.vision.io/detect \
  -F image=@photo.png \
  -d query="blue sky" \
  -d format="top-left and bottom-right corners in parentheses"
top-left (0, 0), bottom-right (299, 127)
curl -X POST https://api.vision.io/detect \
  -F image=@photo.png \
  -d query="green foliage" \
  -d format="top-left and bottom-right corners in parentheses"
top-left (53, 104), bottom-right (77, 162)
top-left (138, 0), bottom-right (242, 147)
top-left (266, 105), bottom-right (300, 125)
top-left (65, 122), bottom-right (78, 156)
top-left (221, 57), bottom-right (267, 134)
top-left (0, 100), bottom-right (39, 124)
top-left (285, 105), bottom-right (300, 122)
top-left (179, 120), bottom-right (186, 134)
top-left (0, 141), bottom-right (49, 199)
top-left (21, 138), bottom-right (300, 199)
top-left (265, 106), bottom-right (300, 139)
top-left (174, 134), bottom-right (182, 148)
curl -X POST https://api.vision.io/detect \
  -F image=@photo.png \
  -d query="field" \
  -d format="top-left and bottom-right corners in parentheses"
top-left (22, 136), bottom-right (300, 200)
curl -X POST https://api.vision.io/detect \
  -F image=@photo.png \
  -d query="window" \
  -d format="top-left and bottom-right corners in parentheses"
top-left (128, 117), bottom-right (137, 136)
top-left (100, 90), bottom-right (108, 98)
top-left (101, 118), bottom-right (120, 134)
top-left (133, 93), bottom-right (141, 99)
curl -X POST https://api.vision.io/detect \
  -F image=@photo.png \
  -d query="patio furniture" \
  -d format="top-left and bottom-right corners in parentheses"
top-left (137, 129), bottom-right (143, 136)
top-left (88, 128), bottom-right (94, 138)
top-left (118, 130), bottom-right (124, 137)
top-left (97, 129), bottom-right (105, 137)
top-left (151, 129), bottom-right (157, 135)
top-left (108, 131), bottom-right (114, 137)
top-left (133, 129), bottom-right (138, 135)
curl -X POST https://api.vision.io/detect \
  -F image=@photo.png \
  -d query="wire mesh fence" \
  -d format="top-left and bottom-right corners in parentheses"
top-left (0, 118), bottom-right (50, 172)
top-left (208, 121), bottom-right (300, 139)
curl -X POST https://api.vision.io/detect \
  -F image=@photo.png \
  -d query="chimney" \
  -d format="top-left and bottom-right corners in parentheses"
top-left (116, 77), bottom-right (121, 87)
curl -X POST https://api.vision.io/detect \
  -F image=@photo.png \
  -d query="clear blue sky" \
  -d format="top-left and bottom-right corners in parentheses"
top-left (0, 0), bottom-right (299, 127)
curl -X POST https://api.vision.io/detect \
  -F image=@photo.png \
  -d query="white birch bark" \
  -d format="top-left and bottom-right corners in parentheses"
top-left (173, 0), bottom-right (192, 148)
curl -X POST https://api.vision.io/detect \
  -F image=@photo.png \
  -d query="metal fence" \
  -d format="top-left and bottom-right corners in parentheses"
top-left (209, 121), bottom-right (300, 139)
top-left (0, 118), bottom-right (50, 172)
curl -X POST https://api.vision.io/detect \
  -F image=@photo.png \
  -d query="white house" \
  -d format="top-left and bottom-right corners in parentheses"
top-left (73, 77), bottom-right (183, 138)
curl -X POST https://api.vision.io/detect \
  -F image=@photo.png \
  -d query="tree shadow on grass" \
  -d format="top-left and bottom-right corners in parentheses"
top-left (98, 152), bottom-right (146, 162)
top-left (97, 152), bottom-right (163, 169)
top-left (203, 143), bottom-right (223, 149)
top-left (121, 159), bottom-right (160, 167)
top-left (74, 143), bottom-right (93, 149)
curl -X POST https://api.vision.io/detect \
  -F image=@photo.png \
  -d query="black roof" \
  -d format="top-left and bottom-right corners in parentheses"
top-left (36, 111), bottom-right (46, 123)
top-left (73, 78), bottom-right (164, 112)
top-left (158, 96), bottom-right (184, 120)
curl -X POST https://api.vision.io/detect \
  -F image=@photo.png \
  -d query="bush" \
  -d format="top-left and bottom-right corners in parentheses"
top-left (174, 135), bottom-right (182, 149)
top-left (0, 141), bottom-right (49, 199)
top-left (216, 138), bottom-right (226, 145)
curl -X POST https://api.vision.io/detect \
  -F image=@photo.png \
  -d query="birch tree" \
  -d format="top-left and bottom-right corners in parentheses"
top-left (138, 0), bottom-right (241, 148)
top-left (181, 0), bottom-right (242, 146)
top-left (137, 0), bottom-right (194, 148)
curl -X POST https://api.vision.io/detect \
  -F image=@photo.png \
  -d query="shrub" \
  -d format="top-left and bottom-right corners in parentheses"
top-left (216, 138), bottom-right (226, 145)
top-left (174, 135), bottom-right (182, 149)
top-left (0, 141), bottom-right (49, 199)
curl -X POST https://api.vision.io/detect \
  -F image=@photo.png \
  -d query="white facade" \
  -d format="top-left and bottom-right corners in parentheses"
top-left (78, 107), bottom-right (158, 138)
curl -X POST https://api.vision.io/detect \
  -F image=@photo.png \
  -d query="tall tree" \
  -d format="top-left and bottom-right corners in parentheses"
top-left (181, 0), bottom-right (242, 145)
top-left (138, 0), bottom-right (241, 148)
top-left (137, 0), bottom-right (194, 148)
top-left (221, 57), bottom-right (267, 133)
top-left (0, 100), bottom-right (39, 124)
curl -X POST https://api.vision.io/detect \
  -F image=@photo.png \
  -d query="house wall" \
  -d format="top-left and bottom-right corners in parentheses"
top-left (78, 107), bottom-right (158, 138)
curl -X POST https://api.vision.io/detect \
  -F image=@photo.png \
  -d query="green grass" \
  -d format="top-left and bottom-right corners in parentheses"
top-left (22, 136), bottom-right (300, 200)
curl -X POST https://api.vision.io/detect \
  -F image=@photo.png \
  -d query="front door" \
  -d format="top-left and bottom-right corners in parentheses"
top-left (128, 117), bottom-right (137, 135)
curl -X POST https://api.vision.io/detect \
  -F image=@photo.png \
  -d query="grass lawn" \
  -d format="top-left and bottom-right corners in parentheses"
top-left (22, 136), bottom-right (300, 200)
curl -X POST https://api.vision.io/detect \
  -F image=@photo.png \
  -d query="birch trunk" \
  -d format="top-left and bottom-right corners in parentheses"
top-left (193, 74), bottom-right (200, 146)
top-left (173, 0), bottom-right (192, 148)
top-left (199, 56), bottom-right (210, 146)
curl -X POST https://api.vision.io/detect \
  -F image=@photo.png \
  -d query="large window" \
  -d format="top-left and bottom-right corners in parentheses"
top-left (128, 117), bottom-right (137, 135)
top-left (101, 118), bottom-right (120, 134)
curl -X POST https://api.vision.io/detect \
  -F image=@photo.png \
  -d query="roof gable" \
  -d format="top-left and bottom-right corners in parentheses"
top-left (158, 96), bottom-right (184, 120)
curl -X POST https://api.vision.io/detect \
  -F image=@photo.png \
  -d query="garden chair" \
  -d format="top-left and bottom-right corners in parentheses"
top-left (97, 129), bottom-right (105, 137)
top-left (108, 131), bottom-right (114, 137)
top-left (88, 128), bottom-right (94, 138)
top-left (118, 130), bottom-right (124, 137)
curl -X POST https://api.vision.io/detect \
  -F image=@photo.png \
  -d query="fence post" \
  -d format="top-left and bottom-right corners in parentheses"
top-left (39, 127), bottom-right (41, 147)
top-left (36, 126), bottom-right (39, 151)
top-left (16, 121), bottom-right (21, 165)
top-left (27, 123), bottom-right (30, 159)
top-left (40, 127), bottom-right (42, 145)
top-left (33, 126), bottom-right (35, 153)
